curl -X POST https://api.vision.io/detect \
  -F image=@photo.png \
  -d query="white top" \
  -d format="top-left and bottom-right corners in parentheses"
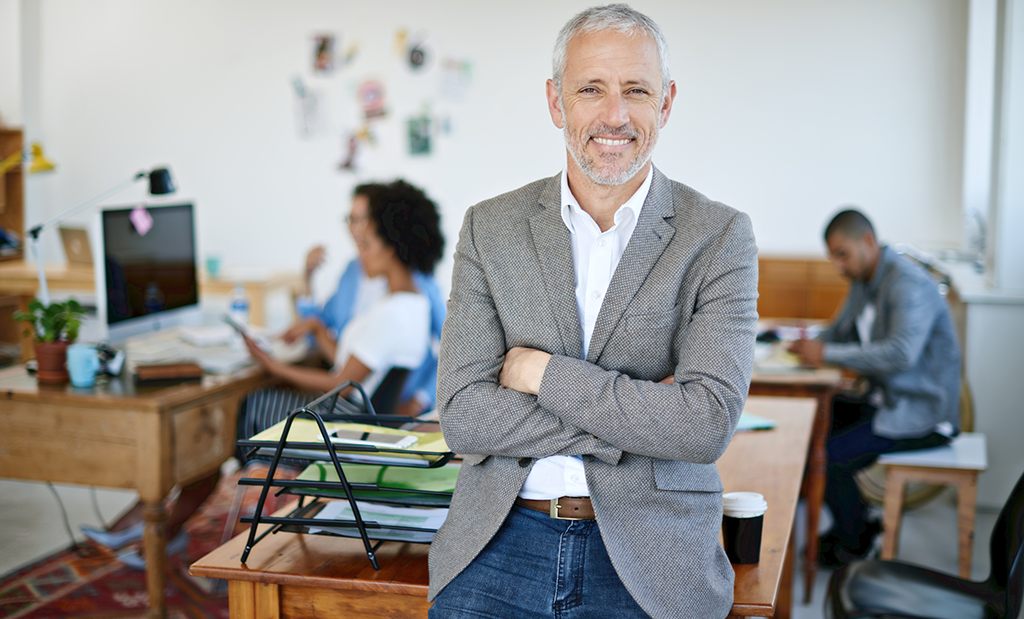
top-left (518, 168), bottom-right (652, 501)
top-left (334, 292), bottom-right (430, 398)
top-left (354, 275), bottom-right (388, 316)
top-left (856, 303), bottom-right (876, 345)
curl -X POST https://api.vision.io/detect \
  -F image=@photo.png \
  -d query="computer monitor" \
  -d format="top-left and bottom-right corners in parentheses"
top-left (94, 202), bottom-right (202, 342)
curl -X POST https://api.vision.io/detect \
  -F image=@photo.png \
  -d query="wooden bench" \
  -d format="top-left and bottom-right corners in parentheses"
top-left (876, 433), bottom-right (987, 577)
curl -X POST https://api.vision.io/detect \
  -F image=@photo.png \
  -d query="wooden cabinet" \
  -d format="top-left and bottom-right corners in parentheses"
top-left (0, 127), bottom-right (25, 262)
top-left (757, 255), bottom-right (848, 320)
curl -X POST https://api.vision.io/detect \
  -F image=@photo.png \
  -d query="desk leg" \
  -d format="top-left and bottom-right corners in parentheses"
top-left (142, 501), bottom-right (168, 619)
top-left (801, 391), bottom-right (832, 604)
top-left (229, 581), bottom-right (257, 619)
top-left (955, 471), bottom-right (977, 579)
top-left (777, 521), bottom-right (796, 619)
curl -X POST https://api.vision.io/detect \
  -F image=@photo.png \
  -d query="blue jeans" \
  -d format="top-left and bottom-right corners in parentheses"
top-left (429, 506), bottom-right (648, 618)
top-left (825, 396), bottom-right (950, 546)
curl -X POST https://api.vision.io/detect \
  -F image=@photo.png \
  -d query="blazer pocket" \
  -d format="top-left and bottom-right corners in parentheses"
top-left (460, 453), bottom-right (490, 466)
top-left (625, 306), bottom-right (681, 333)
top-left (653, 460), bottom-right (723, 493)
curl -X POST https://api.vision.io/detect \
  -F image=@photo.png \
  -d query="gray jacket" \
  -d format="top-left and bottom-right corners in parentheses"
top-left (430, 169), bottom-right (759, 618)
top-left (821, 246), bottom-right (961, 438)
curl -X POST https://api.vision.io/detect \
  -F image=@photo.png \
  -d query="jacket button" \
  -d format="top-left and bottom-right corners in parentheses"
top-left (518, 457), bottom-right (531, 467)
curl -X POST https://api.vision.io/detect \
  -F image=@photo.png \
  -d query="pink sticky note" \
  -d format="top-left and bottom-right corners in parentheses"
top-left (130, 206), bottom-right (154, 236)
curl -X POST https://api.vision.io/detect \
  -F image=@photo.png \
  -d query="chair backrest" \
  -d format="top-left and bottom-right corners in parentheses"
top-left (369, 367), bottom-right (410, 416)
top-left (990, 468), bottom-right (1024, 617)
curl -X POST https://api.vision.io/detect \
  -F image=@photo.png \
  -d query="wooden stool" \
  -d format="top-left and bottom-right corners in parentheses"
top-left (876, 433), bottom-right (987, 578)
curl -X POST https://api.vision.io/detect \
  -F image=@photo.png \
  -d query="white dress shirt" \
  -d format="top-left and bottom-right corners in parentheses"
top-left (518, 168), bottom-right (653, 500)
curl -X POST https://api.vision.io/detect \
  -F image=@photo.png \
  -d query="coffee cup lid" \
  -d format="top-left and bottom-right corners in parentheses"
top-left (722, 491), bottom-right (767, 516)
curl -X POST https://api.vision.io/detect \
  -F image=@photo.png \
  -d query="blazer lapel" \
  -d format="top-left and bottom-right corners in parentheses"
top-left (586, 168), bottom-right (676, 364)
top-left (529, 173), bottom-right (583, 360)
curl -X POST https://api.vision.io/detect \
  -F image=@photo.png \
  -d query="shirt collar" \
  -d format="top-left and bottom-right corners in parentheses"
top-left (865, 245), bottom-right (895, 296)
top-left (559, 167), bottom-right (653, 234)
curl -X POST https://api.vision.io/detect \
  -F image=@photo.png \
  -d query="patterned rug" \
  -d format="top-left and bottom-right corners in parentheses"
top-left (0, 466), bottom-right (296, 618)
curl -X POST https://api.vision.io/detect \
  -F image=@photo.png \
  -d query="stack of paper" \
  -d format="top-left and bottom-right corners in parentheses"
top-left (308, 500), bottom-right (448, 543)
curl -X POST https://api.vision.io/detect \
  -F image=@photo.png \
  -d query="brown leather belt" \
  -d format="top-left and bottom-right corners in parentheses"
top-left (515, 496), bottom-right (595, 520)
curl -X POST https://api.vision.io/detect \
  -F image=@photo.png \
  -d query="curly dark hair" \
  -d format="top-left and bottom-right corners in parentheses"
top-left (362, 179), bottom-right (445, 274)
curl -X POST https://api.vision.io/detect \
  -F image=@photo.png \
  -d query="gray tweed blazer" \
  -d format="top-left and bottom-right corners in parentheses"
top-left (430, 168), bottom-right (759, 619)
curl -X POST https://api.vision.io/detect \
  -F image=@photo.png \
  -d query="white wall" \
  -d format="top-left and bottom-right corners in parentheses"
top-left (963, 295), bottom-right (1024, 507)
top-left (19, 0), bottom-right (968, 298)
top-left (991, 0), bottom-right (1024, 291)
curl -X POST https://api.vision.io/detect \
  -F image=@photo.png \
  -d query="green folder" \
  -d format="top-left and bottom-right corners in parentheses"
top-left (290, 461), bottom-right (461, 505)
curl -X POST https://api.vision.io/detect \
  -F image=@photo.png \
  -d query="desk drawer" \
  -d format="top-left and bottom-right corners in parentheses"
top-left (173, 396), bottom-right (239, 483)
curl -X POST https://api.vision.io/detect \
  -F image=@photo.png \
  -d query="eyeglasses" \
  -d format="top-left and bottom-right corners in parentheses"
top-left (344, 213), bottom-right (370, 225)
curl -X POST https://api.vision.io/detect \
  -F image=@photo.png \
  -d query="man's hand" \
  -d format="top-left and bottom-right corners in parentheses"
top-left (499, 347), bottom-right (552, 395)
top-left (788, 338), bottom-right (825, 368)
top-left (303, 245), bottom-right (327, 292)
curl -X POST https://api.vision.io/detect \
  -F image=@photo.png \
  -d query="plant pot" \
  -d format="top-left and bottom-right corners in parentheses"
top-left (35, 340), bottom-right (70, 384)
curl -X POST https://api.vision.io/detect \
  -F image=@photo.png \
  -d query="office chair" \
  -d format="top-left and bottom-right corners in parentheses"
top-left (826, 469), bottom-right (1024, 619)
top-left (856, 378), bottom-right (976, 510)
top-left (368, 366), bottom-right (411, 417)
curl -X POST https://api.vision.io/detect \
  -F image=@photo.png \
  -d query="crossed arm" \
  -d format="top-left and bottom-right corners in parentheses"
top-left (437, 207), bottom-right (759, 465)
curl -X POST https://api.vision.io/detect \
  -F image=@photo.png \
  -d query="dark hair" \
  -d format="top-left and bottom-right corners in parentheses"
top-left (353, 182), bottom-right (385, 203)
top-left (365, 179), bottom-right (445, 274)
top-left (824, 208), bottom-right (875, 242)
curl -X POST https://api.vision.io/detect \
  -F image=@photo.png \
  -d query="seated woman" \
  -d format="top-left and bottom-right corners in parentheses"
top-left (284, 182), bottom-right (447, 417)
top-left (240, 179), bottom-right (445, 435)
top-left (84, 179), bottom-right (445, 567)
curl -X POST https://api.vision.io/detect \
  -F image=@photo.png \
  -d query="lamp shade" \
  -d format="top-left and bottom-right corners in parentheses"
top-left (28, 143), bottom-right (56, 173)
top-left (148, 167), bottom-right (175, 195)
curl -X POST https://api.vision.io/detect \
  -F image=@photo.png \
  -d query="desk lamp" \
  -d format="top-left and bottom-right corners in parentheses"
top-left (0, 142), bottom-right (55, 211)
top-left (27, 166), bottom-right (176, 304)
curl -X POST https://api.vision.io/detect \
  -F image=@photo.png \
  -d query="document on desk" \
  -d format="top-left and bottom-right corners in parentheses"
top-left (736, 411), bottom-right (777, 432)
top-left (248, 419), bottom-right (450, 466)
top-left (309, 499), bottom-right (448, 541)
top-left (753, 342), bottom-right (804, 373)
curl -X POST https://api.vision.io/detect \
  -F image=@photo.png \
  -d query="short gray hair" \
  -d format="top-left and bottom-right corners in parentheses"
top-left (552, 4), bottom-right (671, 97)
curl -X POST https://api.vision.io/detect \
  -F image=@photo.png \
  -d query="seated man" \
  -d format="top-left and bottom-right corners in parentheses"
top-left (789, 208), bottom-right (961, 566)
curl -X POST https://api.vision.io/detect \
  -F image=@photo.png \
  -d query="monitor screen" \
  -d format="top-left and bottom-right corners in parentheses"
top-left (99, 203), bottom-right (199, 339)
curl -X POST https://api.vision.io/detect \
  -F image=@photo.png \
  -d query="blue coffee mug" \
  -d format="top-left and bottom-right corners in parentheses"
top-left (67, 343), bottom-right (100, 388)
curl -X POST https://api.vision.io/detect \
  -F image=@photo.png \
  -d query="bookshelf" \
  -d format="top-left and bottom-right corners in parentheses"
top-left (0, 127), bottom-right (25, 262)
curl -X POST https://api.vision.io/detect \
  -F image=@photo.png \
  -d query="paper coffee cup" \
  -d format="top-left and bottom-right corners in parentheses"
top-left (722, 492), bottom-right (767, 564)
top-left (723, 492), bottom-right (767, 518)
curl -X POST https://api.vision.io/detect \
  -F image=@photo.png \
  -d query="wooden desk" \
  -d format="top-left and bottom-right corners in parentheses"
top-left (0, 364), bottom-right (273, 618)
top-left (750, 364), bottom-right (844, 604)
top-left (190, 396), bottom-right (815, 619)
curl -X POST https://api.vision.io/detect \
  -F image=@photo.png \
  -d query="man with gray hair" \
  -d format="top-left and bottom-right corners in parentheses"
top-left (429, 5), bottom-right (758, 617)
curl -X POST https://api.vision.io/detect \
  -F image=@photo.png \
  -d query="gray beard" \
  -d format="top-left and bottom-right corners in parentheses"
top-left (564, 127), bottom-right (656, 186)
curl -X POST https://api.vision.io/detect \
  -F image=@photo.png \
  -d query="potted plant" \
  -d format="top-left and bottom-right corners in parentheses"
top-left (13, 298), bottom-right (85, 384)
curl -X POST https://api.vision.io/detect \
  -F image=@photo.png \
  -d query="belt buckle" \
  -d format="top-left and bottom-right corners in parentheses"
top-left (549, 498), bottom-right (584, 521)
